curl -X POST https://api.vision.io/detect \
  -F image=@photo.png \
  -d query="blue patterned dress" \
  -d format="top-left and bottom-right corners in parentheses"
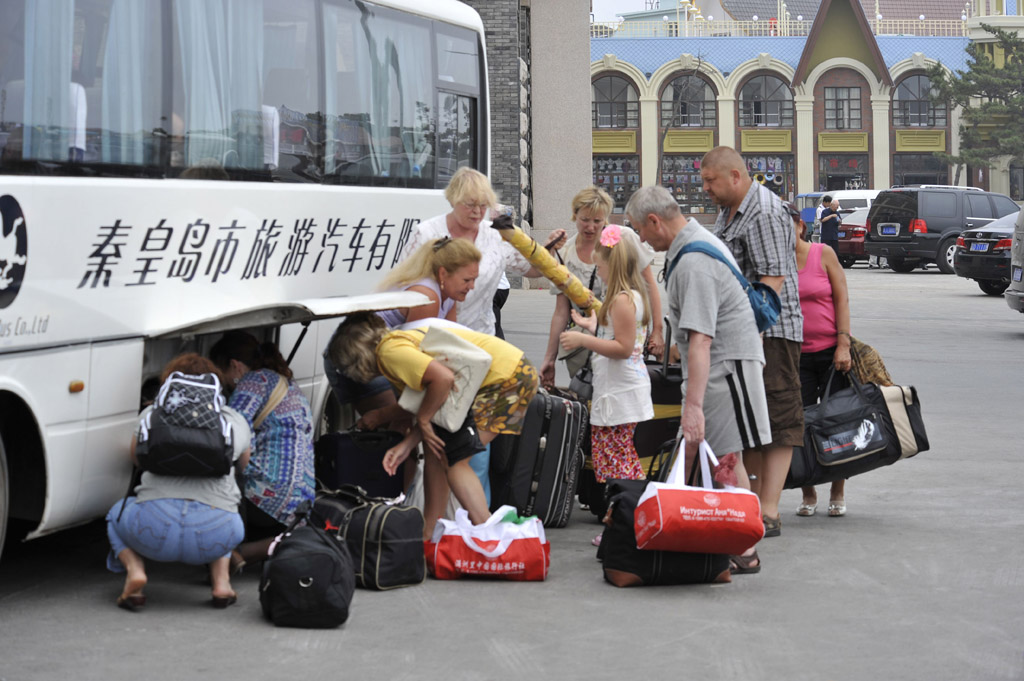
top-left (228, 369), bottom-right (315, 524)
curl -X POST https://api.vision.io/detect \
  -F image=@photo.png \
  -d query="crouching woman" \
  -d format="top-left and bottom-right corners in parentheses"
top-left (329, 313), bottom-right (538, 538)
top-left (105, 354), bottom-right (251, 611)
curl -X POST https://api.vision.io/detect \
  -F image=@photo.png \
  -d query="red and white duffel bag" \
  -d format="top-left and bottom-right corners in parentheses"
top-left (425, 505), bottom-right (550, 581)
top-left (634, 440), bottom-right (764, 555)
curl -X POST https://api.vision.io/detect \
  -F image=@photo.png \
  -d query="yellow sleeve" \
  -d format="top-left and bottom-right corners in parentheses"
top-left (375, 332), bottom-right (433, 391)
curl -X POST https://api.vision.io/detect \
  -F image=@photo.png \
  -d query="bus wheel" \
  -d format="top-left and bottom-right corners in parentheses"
top-left (0, 436), bottom-right (8, 562)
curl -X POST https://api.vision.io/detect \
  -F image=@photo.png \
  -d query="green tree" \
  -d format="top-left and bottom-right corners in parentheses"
top-left (929, 24), bottom-right (1024, 177)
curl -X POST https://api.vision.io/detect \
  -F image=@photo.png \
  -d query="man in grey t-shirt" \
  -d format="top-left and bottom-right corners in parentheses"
top-left (627, 187), bottom-right (772, 508)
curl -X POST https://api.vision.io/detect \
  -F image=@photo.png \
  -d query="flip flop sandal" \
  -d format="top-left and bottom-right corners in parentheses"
top-left (796, 503), bottom-right (817, 517)
top-left (828, 502), bottom-right (846, 517)
top-left (729, 550), bottom-right (761, 575)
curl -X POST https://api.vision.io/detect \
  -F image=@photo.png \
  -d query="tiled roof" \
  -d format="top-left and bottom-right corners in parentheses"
top-left (720, 0), bottom-right (820, 21)
top-left (590, 36), bottom-right (970, 77)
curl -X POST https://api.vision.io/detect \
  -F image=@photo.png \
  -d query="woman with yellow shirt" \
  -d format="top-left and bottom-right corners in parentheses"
top-left (328, 313), bottom-right (538, 537)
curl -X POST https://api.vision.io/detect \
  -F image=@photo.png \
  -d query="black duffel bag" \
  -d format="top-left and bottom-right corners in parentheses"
top-left (311, 485), bottom-right (425, 590)
top-left (314, 429), bottom-right (405, 498)
top-left (786, 370), bottom-right (929, 489)
top-left (598, 479), bottom-right (731, 587)
top-left (260, 503), bottom-right (355, 629)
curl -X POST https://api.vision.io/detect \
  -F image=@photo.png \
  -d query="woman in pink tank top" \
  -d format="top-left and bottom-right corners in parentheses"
top-left (789, 205), bottom-right (853, 518)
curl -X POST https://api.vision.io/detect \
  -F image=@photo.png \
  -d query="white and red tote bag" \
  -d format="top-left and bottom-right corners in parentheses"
top-left (634, 440), bottom-right (763, 555)
top-left (425, 505), bottom-right (550, 581)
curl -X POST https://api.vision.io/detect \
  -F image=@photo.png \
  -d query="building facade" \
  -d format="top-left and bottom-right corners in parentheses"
top-left (591, 0), bottom-right (1024, 219)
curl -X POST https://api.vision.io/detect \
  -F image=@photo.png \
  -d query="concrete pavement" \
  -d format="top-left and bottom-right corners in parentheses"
top-left (1, 266), bottom-right (1022, 681)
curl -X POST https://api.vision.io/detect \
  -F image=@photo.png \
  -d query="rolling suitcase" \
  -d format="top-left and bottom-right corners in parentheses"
top-left (489, 390), bottom-right (587, 527)
top-left (314, 429), bottom-right (405, 498)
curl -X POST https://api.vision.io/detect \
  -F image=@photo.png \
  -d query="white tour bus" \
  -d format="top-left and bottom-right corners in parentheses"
top-left (0, 0), bottom-right (488, 557)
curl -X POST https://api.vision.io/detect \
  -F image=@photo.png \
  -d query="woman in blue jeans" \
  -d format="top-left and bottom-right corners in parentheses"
top-left (105, 354), bottom-right (251, 611)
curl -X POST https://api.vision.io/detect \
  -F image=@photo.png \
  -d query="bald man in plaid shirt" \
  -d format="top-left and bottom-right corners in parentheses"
top-left (700, 146), bottom-right (804, 541)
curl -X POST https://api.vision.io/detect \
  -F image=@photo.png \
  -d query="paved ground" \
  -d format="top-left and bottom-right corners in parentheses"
top-left (1, 265), bottom-right (1022, 681)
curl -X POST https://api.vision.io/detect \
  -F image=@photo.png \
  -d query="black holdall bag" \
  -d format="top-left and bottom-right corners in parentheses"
top-left (806, 370), bottom-right (888, 466)
top-left (786, 370), bottom-right (929, 489)
top-left (311, 485), bottom-right (425, 590)
top-left (260, 503), bottom-right (356, 629)
top-left (135, 371), bottom-right (234, 477)
top-left (598, 479), bottom-right (731, 587)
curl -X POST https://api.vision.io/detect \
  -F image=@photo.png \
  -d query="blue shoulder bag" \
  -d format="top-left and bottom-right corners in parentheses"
top-left (666, 241), bottom-right (781, 333)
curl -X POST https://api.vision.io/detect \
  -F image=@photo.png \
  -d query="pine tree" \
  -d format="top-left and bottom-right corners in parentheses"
top-left (929, 24), bottom-right (1024, 173)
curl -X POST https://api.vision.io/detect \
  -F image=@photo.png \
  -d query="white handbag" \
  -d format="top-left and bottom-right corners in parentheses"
top-left (397, 326), bottom-right (493, 432)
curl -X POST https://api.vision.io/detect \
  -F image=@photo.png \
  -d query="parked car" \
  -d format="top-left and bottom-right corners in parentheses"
top-left (865, 187), bottom-right (1019, 274)
top-left (836, 207), bottom-right (869, 268)
top-left (1005, 211), bottom-right (1024, 314)
top-left (954, 211), bottom-right (1019, 295)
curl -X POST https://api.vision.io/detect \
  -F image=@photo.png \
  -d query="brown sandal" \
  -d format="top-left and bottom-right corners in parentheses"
top-left (729, 550), bottom-right (761, 575)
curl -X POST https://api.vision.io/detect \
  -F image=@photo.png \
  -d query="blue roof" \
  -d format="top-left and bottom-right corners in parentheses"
top-left (591, 36), bottom-right (970, 77)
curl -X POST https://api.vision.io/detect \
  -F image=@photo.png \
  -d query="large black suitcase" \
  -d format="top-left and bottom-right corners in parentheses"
top-left (314, 430), bottom-right (405, 498)
top-left (785, 381), bottom-right (929, 488)
top-left (598, 479), bottom-right (731, 587)
top-left (311, 485), bottom-right (425, 590)
top-left (489, 390), bottom-right (587, 527)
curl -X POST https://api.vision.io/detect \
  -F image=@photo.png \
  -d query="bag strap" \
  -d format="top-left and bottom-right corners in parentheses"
top-left (667, 241), bottom-right (753, 294)
top-left (253, 374), bottom-right (288, 430)
top-left (819, 365), bottom-right (868, 406)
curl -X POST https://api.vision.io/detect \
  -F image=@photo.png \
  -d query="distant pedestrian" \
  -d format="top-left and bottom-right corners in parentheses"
top-left (701, 145), bottom-right (804, 540)
top-left (558, 225), bottom-right (654, 546)
top-left (819, 198), bottom-right (842, 254)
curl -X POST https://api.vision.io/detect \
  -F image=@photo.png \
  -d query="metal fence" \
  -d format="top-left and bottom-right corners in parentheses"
top-left (591, 18), bottom-right (969, 38)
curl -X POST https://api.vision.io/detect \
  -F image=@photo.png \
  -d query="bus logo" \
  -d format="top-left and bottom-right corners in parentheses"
top-left (0, 195), bottom-right (28, 309)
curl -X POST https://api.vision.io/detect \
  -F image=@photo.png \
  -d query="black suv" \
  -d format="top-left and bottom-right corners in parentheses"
top-left (865, 187), bottom-right (1019, 274)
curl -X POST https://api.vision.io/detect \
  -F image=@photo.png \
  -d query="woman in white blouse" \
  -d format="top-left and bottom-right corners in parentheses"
top-left (397, 167), bottom-right (553, 335)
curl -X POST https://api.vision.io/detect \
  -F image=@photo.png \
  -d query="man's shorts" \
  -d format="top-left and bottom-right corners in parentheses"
top-left (761, 337), bottom-right (805, 448)
top-left (682, 358), bottom-right (771, 456)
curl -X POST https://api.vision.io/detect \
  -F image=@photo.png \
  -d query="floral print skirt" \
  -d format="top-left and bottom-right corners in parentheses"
top-left (591, 422), bottom-right (646, 483)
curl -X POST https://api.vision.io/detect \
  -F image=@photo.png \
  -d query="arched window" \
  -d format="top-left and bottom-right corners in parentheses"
top-left (592, 75), bottom-right (639, 128)
top-left (660, 75), bottom-right (716, 128)
top-left (738, 75), bottom-right (793, 127)
top-left (893, 75), bottom-right (946, 127)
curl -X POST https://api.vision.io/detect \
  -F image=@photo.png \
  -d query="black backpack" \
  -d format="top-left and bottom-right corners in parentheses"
top-left (260, 506), bottom-right (356, 628)
top-left (135, 371), bottom-right (234, 477)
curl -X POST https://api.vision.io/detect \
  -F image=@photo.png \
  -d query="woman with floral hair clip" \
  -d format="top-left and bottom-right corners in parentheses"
top-left (559, 225), bottom-right (654, 546)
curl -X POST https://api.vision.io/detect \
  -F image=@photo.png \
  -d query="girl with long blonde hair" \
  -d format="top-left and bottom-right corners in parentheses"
top-left (559, 225), bottom-right (654, 546)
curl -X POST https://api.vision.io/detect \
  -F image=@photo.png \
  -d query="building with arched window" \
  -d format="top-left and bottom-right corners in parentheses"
top-left (591, 0), bottom-right (1022, 219)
